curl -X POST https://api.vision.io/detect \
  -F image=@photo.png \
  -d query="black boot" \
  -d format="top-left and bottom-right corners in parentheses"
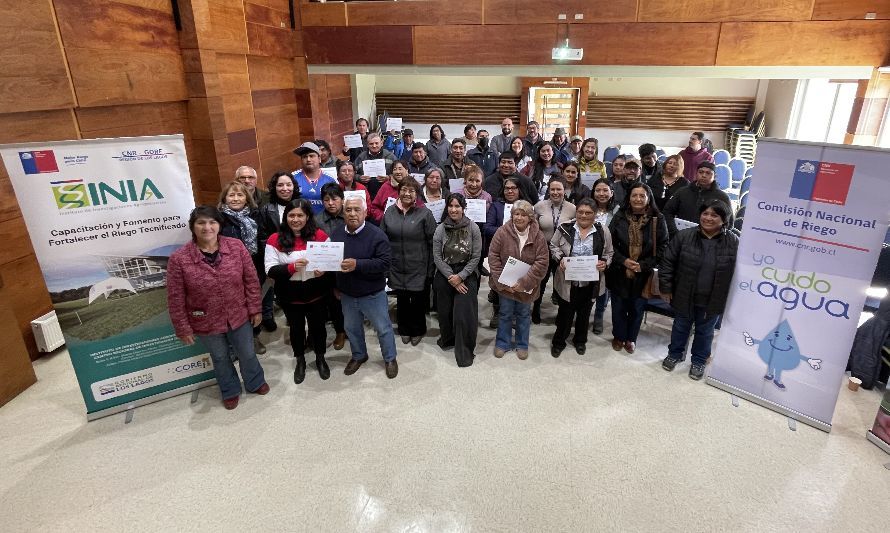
top-left (316, 356), bottom-right (330, 380)
top-left (294, 355), bottom-right (306, 384)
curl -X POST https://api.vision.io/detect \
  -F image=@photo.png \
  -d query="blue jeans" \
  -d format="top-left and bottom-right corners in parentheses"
top-left (197, 320), bottom-right (266, 400)
top-left (611, 296), bottom-right (646, 342)
top-left (594, 289), bottom-right (610, 320)
top-left (261, 286), bottom-right (275, 321)
top-left (496, 295), bottom-right (531, 351)
top-left (668, 306), bottom-right (721, 366)
top-left (341, 291), bottom-right (397, 362)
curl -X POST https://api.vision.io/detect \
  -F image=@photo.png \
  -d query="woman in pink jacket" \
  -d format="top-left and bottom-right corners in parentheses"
top-left (167, 206), bottom-right (269, 410)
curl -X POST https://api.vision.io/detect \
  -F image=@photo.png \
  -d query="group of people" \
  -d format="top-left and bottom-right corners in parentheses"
top-left (166, 119), bottom-right (739, 410)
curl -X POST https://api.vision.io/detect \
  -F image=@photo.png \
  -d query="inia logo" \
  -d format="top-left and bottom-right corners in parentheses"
top-left (51, 178), bottom-right (164, 209)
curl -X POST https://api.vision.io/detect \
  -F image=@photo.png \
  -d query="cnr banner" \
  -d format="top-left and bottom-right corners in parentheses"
top-left (707, 139), bottom-right (890, 431)
top-left (0, 135), bottom-right (213, 419)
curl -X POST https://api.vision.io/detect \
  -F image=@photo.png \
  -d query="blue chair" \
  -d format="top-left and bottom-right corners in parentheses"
top-left (745, 165), bottom-right (754, 178)
top-left (655, 148), bottom-right (666, 158)
top-left (739, 191), bottom-right (748, 207)
top-left (739, 176), bottom-right (751, 197)
top-left (605, 161), bottom-right (612, 178)
top-left (728, 157), bottom-right (747, 186)
top-left (603, 146), bottom-right (619, 164)
top-left (713, 149), bottom-right (731, 166)
top-left (736, 205), bottom-right (746, 220)
top-left (657, 154), bottom-right (668, 163)
top-left (715, 164), bottom-right (731, 190)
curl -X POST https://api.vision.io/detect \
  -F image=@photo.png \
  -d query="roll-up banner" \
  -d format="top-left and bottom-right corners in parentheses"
top-left (0, 135), bottom-right (214, 419)
top-left (707, 139), bottom-right (890, 432)
top-left (867, 389), bottom-right (890, 455)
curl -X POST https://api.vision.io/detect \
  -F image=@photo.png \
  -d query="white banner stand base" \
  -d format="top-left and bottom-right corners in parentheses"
top-left (88, 379), bottom-right (216, 422)
top-left (866, 430), bottom-right (890, 457)
top-left (708, 376), bottom-right (831, 432)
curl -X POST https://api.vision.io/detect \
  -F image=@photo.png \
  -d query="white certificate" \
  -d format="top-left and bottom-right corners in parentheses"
top-left (410, 173), bottom-right (425, 184)
top-left (344, 134), bottom-right (363, 149)
top-left (344, 190), bottom-right (366, 205)
top-left (498, 256), bottom-right (531, 287)
top-left (448, 178), bottom-right (463, 192)
top-left (385, 118), bottom-right (402, 132)
top-left (466, 199), bottom-right (487, 223)
top-left (581, 172), bottom-right (601, 188)
top-left (674, 217), bottom-right (697, 231)
top-left (426, 199), bottom-right (445, 221)
top-left (362, 158), bottom-right (387, 177)
top-left (321, 166), bottom-right (338, 179)
top-left (384, 196), bottom-right (397, 212)
top-left (305, 241), bottom-right (344, 272)
top-left (502, 203), bottom-right (513, 226)
top-left (564, 255), bottom-right (600, 282)
top-left (289, 267), bottom-right (313, 282)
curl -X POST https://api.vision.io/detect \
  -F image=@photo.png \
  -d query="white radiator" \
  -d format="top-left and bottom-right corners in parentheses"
top-left (31, 311), bottom-right (66, 352)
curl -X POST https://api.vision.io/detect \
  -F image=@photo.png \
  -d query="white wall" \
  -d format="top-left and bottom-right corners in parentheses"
top-left (353, 74), bottom-right (377, 122)
top-left (589, 77), bottom-right (759, 98)
top-left (761, 79), bottom-right (800, 139)
top-left (374, 75), bottom-right (520, 95)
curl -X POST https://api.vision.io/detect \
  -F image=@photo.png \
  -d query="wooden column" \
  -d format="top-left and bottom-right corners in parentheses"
top-left (845, 69), bottom-right (890, 146)
top-left (0, 276), bottom-right (37, 407)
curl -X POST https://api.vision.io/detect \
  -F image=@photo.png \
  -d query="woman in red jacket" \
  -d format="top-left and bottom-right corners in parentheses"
top-left (264, 199), bottom-right (331, 384)
top-left (167, 206), bottom-right (269, 410)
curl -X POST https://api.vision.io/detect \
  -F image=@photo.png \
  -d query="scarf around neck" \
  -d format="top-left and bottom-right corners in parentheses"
top-left (220, 205), bottom-right (258, 254)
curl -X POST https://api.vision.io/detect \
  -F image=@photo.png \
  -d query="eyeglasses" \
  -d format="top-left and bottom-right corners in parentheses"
top-left (504, 186), bottom-right (518, 191)
top-left (237, 175), bottom-right (257, 181)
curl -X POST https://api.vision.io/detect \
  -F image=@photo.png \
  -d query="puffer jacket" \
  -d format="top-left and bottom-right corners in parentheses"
top-left (662, 181), bottom-right (733, 236)
top-left (606, 209), bottom-right (669, 299)
top-left (658, 226), bottom-right (738, 317)
top-left (380, 203), bottom-right (437, 291)
top-left (488, 220), bottom-right (550, 304)
top-left (549, 220), bottom-right (614, 302)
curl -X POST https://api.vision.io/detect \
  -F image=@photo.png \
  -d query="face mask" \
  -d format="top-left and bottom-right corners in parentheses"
top-left (478, 137), bottom-right (489, 149)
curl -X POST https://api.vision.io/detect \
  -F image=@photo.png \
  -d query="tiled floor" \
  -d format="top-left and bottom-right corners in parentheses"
top-left (1, 285), bottom-right (888, 532)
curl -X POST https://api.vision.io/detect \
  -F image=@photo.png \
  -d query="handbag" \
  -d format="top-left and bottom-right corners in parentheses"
top-left (641, 220), bottom-right (660, 299)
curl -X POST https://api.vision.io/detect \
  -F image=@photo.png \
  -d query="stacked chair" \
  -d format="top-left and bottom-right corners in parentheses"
top-left (725, 111), bottom-right (765, 168)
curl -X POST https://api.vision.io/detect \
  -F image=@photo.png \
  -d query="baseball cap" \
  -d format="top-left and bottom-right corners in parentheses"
top-left (293, 142), bottom-right (320, 156)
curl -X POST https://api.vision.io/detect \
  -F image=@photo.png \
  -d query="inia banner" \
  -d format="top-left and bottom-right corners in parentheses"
top-left (707, 139), bottom-right (890, 431)
top-left (0, 135), bottom-right (213, 418)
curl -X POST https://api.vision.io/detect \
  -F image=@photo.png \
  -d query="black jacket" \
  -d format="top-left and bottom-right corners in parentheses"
top-left (483, 172), bottom-right (538, 204)
top-left (848, 297), bottom-right (890, 389)
top-left (662, 181), bottom-right (733, 236)
top-left (647, 175), bottom-right (689, 212)
top-left (605, 210), bottom-right (669, 299)
top-left (659, 227), bottom-right (739, 317)
top-left (467, 146), bottom-right (497, 175)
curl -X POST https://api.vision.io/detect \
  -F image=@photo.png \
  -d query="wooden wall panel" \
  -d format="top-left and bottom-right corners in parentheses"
top-left (309, 74), bottom-right (353, 156)
top-left (0, 0), bottom-right (75, 113)
top-left (54, 0), bottom-right (180, 52)
top-left (812, 0), bottom-right (890, 20)
top-left (638, 0), bottom-right (815, 22)
top-left (0, 280), bottom-right (37, 406)
top-left (0, 216), bottom-right (36, 266)
top-left (415, 25), bottom-right (557, 65)
top-left (347, 0), bottom-right (483, 26)
top-left (300, 2), bottom-right (347, 26)
top-left (247, 23), bottom-right (295, 57)
top-left (572, 23), bottom-right (720, 66)
top-left (216, 53), bottom-right (251, 96)
top-left (717, 21), bottom-right (890, 66)
top-left (484, 0), bottom-right (636, 24)
top-left (245, 1), bottom-right (291, 27)
top-left (204, 0), bottom-right (249, 54)
top-left (248, 56), bottom-right (297, 91)
top-left (0, 254), bottom-right (54, 358)
top-left (76, 102), bottom-right (188, 137)
top-left (66, 48), bottom-right (187, 107)
top-left (304, 26), bottom-right (413, 64)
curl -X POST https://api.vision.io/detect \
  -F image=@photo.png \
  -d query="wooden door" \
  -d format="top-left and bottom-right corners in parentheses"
top-left (529, 87), bottom-right (580, 138)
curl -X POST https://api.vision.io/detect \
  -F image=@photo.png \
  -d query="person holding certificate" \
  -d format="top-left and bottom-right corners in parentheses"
top-left (315, 183), bottom-right (348, 351)
top-left (420, 167), bottom-right (449, 203)
top-left (488, 200), bottom-right (549, 360)
top-left (264, 199), bottom-right (331, 384)
top-left (369, 160), bottom-right (425, 223)
top-left (591, 177), bottom-right (619, 335)
top-left (335, 159), bottom-right (371, 208)
top-left (453, 164), bottom-right (492, 276)
top-left (606, 183), bottom-right (668, 355)
top-left (562, 162), bottom-right (591, 205)
top-left (483, 177), bottom-right (522, 327)
top-left (658, 199), bottom-right (738, 380)
top-left (380, 180), bottom-right (437, 345)
top-left (532, 177), bottom-right (575, 324)
top-left (575, 138), bottom-right (607, 180)
top-left (549, 199), bottom-right (614, 357)
top-left (432, 193), bottom-right (482, 367)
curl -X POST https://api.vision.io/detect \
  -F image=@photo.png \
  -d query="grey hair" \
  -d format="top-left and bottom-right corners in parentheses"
top-left (511, 199), bottom-right (534, 217)
top-left (234, 165), bottom-right (256, 179)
